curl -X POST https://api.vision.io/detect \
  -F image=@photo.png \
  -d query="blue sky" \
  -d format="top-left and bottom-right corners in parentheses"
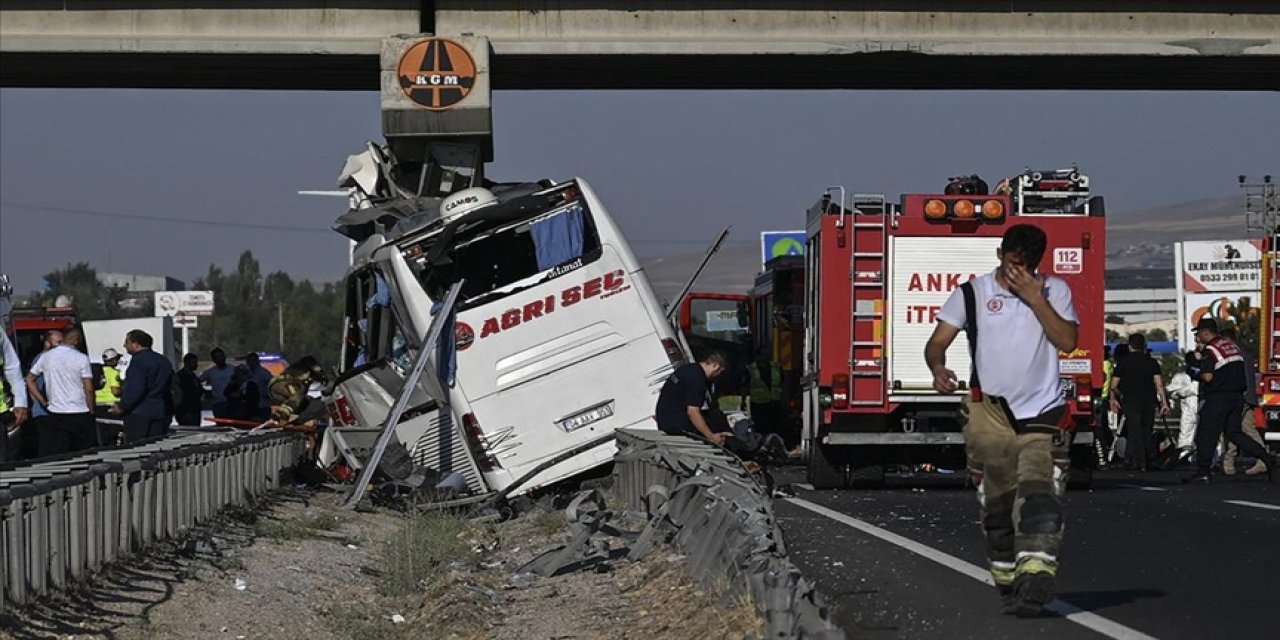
top-left (1, 89), bottom-right (1276, 294)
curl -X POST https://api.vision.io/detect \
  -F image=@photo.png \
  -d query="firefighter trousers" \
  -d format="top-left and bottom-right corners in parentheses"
top-left (963, 396), bottom-right (1070, 589)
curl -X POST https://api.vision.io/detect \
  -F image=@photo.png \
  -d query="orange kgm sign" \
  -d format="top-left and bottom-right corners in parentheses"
top-left (397, 38), bottom-right (477, 111)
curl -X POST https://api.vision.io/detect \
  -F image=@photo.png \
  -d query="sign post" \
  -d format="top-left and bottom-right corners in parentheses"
top-left (155, 291), bottom-right (215, 359)
top-left (760, 231), bottom-right (807, 268)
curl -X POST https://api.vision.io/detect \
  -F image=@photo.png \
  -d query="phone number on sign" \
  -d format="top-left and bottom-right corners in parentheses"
top-left (1195, 272), bottom-right (1257, 284)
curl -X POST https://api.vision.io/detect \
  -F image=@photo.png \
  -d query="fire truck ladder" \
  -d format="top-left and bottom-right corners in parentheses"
top-left (848, 193), bottom-right (892, 406)
top-left (1243, 176), bottom-right (1280, 372)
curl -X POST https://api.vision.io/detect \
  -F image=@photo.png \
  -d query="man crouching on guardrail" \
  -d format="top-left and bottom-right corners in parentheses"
top-left (655, 350), bottom-right (730, 446)
top-left (924, 224), bottom-right (1079, 618)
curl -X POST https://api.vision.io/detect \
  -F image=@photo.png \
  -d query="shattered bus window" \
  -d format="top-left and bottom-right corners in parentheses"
top-left (405, 203), bottom-right (603, 310)
top-left (344, 268), bottom-right (411, 371)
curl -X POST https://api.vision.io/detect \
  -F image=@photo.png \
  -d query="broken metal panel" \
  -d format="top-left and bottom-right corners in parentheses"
top-left (402, 408), bottom-right (487, 494)
top-left (341, 281), bottom-right (465, 509)
top-left (612, 429), bottom-right (845, 640)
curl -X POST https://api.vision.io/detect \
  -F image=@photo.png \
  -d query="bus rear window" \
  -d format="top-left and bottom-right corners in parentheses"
top-left (411, 204), bottom-right (602, 309)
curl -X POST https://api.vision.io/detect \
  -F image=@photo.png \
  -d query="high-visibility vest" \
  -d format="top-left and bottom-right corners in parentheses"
top-left (96, 366), bottom-right (122, 407)
top-left (750, 362), bottom-right (783, 404)
top-left (0, 342), bottom-right (9, 414)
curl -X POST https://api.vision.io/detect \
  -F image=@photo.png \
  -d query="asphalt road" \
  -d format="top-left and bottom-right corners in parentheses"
top-left (772, 468), bottom-right (1279, 640)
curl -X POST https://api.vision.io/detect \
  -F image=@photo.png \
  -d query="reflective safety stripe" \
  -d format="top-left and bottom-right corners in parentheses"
top-left (1015, 552), bottom-right (1058, 576)
top-left (990, 561), bottom-right (1016, 585)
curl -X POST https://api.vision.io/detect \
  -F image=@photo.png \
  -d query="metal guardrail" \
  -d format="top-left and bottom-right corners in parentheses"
top-left (612, 429), bottom-right (844, 640)
top-left (0, 428), bottom-right (306, 614)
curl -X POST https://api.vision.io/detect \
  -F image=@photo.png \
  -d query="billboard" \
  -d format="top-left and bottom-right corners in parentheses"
top-left (154, 291), bottom-right (215, 317)
top-left (1175, 240), bottom-right (1262, 351)
top-left (1177, 239), bottom-right (1262, 293)
top-left (760, 231), bottom-right (806, 267)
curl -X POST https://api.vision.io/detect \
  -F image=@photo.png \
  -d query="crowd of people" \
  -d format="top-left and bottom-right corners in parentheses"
top-left (1099, 320), bottom-right (1276, 482)
top-left (1, 326), bottom-right (329, 463)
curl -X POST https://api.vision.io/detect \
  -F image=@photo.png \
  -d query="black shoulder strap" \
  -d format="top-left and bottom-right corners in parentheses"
top-left (961, 281), bottom-right (980, 389)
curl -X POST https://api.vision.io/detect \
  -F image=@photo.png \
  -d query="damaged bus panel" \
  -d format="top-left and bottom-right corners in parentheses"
top-left (325, 178), bottom-right (684, 498)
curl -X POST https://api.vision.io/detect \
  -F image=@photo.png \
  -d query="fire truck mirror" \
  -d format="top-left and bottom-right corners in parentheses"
top-left (737, 302), bottom-right (750, 328)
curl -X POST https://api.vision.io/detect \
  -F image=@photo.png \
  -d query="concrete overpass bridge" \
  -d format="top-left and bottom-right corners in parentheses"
top-left (1, 1), bottom-right (1278, 91)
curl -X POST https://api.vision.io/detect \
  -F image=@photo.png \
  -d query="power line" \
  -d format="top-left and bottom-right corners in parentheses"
top-left (1, 200), bottom-right (759, 247)
top-left (1, 201), bottom-right (334, 234)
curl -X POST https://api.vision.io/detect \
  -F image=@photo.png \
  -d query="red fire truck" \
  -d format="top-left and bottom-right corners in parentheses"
top-left (677, 292), bottom-right (754, 409)
top-left (1254, 235), bottom-right (1279, 450)
top-left (802, 171), bottom-right (1106, 488)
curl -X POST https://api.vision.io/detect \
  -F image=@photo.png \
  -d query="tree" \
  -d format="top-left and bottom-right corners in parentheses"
top-left (1143, 328), bottom-right (1168, 342)
top-left (189, 250), bottom-right (343, 368)
top-left (27, 262), bottom-right (150, 320)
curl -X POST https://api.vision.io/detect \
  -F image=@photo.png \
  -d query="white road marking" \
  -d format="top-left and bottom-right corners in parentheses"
top-left (793, 483), bottom-right (815, 491)
top-left (786, 497), bottom-right (1160, 640)
top-left (1118, 484), bottom-right (1168, 492)
top-left (1223, 499), bottom-right (1280, 512)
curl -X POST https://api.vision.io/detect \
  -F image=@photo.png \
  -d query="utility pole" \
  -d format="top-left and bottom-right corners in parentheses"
top-left (1242, 174), bottom-right (1278, 234)
top-left (277, 302), bottom-right (285, 353)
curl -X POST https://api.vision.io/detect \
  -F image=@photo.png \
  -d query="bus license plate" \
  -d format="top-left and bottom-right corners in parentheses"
top-left (557, 402), bottom-right (615, 432)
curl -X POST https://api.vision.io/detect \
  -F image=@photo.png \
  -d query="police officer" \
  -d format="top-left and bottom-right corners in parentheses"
top-left (926, 224), bottom-right (1079, 617)
top-left (1184, 318), bottom-right (1276, 483)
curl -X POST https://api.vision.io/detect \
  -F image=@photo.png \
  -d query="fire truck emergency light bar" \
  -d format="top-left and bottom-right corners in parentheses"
top-left (911, 194), bottom-right (1008, 223)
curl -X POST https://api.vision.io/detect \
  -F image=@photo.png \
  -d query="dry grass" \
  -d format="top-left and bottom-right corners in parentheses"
top-left (377, 511), bottom-right (473, 597)
top-left (255, 508), bottom-right (346, 541)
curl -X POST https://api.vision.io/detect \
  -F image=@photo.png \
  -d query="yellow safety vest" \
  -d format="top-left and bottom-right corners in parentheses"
top-left (1101, 359), bottom-right (1114, 400)
top-left (750, 362), bottom-right (783, 404)
top-left (0, 344), bottom-right (9, 414)
top-left (96, 366), bottom-right (122, 407)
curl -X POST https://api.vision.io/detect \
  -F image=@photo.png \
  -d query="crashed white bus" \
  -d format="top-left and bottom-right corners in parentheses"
top-left (325, 178), bottom-right (685, 497)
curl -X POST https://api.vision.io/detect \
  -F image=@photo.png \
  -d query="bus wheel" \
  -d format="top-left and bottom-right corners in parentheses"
top-left (849, 464), bottom-right (886, 489)
top-left (807, 441), bottom-right (846, 489)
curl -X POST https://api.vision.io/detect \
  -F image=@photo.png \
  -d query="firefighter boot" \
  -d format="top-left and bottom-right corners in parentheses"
top-left (990, 562), bottom-right (1018, 614)
top-left (1010, 558), bottom-right (1057, 618)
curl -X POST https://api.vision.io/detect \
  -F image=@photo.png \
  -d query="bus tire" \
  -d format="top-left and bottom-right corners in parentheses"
top-left (807, 441), bottom-right (845, 489)
top-left (1067, 467), bottom-right (1093, 490)
top-left (849, 464), bottom-right (886, 489)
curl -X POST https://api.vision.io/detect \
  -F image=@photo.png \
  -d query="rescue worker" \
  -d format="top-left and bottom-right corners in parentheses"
top-left (1089, 345), bottom-right (1118, 468)
top-left (1109, 334), bottom-right (1168, 471)
top-left (94, 348), bottom-right (124, 418)
top-left (269, 356), bottom-right (329, 424)
top-left (1219, 328), bottom-right (1268, 475)
top-left (1, 330), bottom-right (30, 463)
top-left (1184, 318), bottom-right (1276, 483)
top-left (926, 224), bottom-right (1078, 617)
top-left (1165, 351), bottom-right (1201, 462)
top-left (748, 347), bottom-right (784, 434)
top-left (655, 351), bottom-right (729, 445)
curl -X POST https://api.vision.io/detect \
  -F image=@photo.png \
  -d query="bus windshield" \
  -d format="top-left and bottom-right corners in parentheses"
top-left (403, 200), bottom-right (603, 310)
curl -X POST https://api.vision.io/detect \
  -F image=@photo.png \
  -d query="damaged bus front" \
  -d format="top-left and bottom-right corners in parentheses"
top-left (326, 178), bottom-right (685, 498)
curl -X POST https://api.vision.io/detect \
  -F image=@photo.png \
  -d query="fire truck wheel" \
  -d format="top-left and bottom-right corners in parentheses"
top-left (1067, 467), bottom-right (1093, 490)
top-left (849, 464), bottom-right (886, 489)
top-left (807, 442), bottom-right (846, 489)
